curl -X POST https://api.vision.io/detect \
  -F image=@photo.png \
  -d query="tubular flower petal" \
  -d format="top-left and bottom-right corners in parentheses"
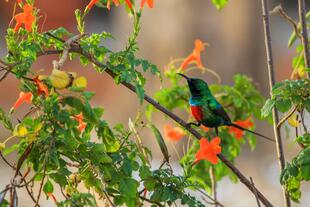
top-left (11, 92), bottom-right (33, 111)
top-left (124, 0), bottom-right (133, 9)
top-left (140, 0), bottom-right (154, 9)
top-left (228, 117), bottom-right (254, 140)
top-left (14, 4), bottom-right (35, 32)
top-left (113, 0), bottom-right (120, 6)
top-left (73, 113), bottom-right (86, 132)
top-left (164, 124), bottom-right (185, 141)
top-left (86, 0), bottom-right (99, 11)
top-left (33, 77), bottom-right (49, 96)
top-left (107, 0), bottom-right (120, 10)
top-left (200, 125), bottom-right (210, 132)
top-left (47, 193), bottom-right (58, 203)
top-left (195, 137), bottom-right (221, 164)
top-left (181, 39), bottom-right (205, 70)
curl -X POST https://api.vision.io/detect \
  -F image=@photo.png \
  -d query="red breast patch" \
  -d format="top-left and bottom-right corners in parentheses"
top-left (190, 105), bottom-right (203, 122)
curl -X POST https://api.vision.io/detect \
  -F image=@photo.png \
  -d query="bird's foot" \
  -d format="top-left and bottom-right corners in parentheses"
top-left (186, 122), bottom-right (201, 128)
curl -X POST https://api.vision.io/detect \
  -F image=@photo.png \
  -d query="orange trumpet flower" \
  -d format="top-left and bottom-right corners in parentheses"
top-left (33, 77), bottom-right (49, 97)
top-left (228, 117), bottom-right (254, 140)
top-left (14, 4), bottom-right (35, 32)
top-left (195, 137), bottom-right (221, 164)
top-left (86, 0), bottom-right (99, 11)
top-left (141, 0), bottom-right (154, 9)
top-left (180, 39), bottom-right (205, 70)
top-left (164, 124), bottom-right (185, 141)
top-left (73, 113), bottom-right (87, 132)
top-left (11, 92), bottom-right (33, 111)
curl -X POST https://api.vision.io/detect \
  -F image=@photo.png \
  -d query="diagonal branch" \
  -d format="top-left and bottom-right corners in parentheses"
top-left (261, 0), bottom-right (291, 207)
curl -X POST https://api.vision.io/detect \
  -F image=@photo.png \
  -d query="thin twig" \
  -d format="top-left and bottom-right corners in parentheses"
top-left (298, 0), bottom-right (310, 78)
top-left (52, 34), bottom-right (85, 70)
top-left (261, 0), bottom-right (291, 206)
top-left (0, 152), bottom-right (38, 206)
top-left (270, 5), bottom-right (302, 40)
top-left (197, 189), bottom-right (225, 207)
top-left (209, 166), bottom-right (218, 207)
top-left (250, 177), bottom-right (261, 207)
top-left (277, 106), bottom-right (297, 128)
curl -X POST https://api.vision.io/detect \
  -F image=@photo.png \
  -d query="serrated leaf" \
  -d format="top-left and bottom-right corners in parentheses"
top-left (261, 99), bottom-right (275, 117)
top-left (119, 178), bottom-right (138, 199)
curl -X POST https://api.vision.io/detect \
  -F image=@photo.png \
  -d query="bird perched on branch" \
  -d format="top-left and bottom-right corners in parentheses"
top-left (178, 73), bottom-right (274, 142)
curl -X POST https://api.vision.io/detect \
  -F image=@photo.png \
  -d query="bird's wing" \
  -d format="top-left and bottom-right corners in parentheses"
top-left (209, 98), bottom-right (231, 123)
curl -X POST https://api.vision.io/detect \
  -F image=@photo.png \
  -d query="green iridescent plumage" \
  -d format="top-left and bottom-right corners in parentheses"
top-left (178, 73), bottom-right (274, 142)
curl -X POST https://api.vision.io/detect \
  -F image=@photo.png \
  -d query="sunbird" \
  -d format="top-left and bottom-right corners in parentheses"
top-left (178, 73), bottom-right (274, 142)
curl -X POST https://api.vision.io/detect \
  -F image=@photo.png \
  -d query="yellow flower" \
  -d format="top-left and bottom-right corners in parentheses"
top-left (49, 69), bottom-right (76, 89)
top-left (13, 124), bottom-right (28, 137)
top-left (0, 142), bottom-right (5, 151)
top-left (288, 113), bottom-right (299, 127)
top-left (72, 76), bottom-right (87, 91)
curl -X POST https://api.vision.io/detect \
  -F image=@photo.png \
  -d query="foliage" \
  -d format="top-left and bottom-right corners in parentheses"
top-left (260, 10), bottom-right (310, 203)
top-left (211, 0), bottom-right (229, 10)
top-left (0, 0), bottom-right (309, 206)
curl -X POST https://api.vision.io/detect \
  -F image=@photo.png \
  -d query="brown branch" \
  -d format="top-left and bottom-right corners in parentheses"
top-left (270, 5), bottom-right (302, 40)
top-left (277, 106), bottom-right (297, 128)
top-left (298, 0), bottom-right (310, 78)
top-left (261, 0), bottom-right (291, 206)
top-left (250, 177), bottom-right (261, 207)
top-left (53, 34), bottom-right (85, 70)
top-left (197, 189), bottom-right (225, 207)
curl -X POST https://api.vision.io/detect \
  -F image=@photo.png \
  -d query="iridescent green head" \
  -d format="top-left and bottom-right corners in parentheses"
top-left (177, 73), bottom-right (210, 96)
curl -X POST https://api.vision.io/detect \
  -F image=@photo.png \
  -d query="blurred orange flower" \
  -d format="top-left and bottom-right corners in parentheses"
top-left (180, 39), bottom-right (205, 70)
top-left (33, 77), bottom-right (49, 97)
top-left (12, 92), bottom-right (33, 111)
top-left (164, 124), bottom-right (185, 141)
top-left (228, 117), bottom-right (254, 140)
top-left (14, 4), bottom-right (35, 32)
top-left (124, 0), bottom-right (133, 9)
top-left (86, 0), bottom-right (99, 11)
top-left (107, 0), bottom-right (120, 10)
top-left (73, 113), bottom-right (86, 132)
top-left (200, 125), bottom-right (210, 132)
top-left (47, 192), bottom-right (58, 203)
top-left (141, 0), bottom-right (154, 9)
top-left (195, 137), bottom-right (221, 164)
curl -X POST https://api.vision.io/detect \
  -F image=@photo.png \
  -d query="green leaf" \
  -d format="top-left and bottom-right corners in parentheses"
top-left (211, 0), bottom-right (229, 10)
top-left (275, 99), bottom-right (292, 113)
top-left (0, 108), bottom-right (13, 131)
top-left (300, 165), bottom-right (310, 181)
top-left (119, 178), bottom-right (138, 199)
top-left (43, 179), bottom-right (54, 195)
top-left (148, 124), bottom-right (169, 163)
top-left (261, 99), bottom-right (275, 117)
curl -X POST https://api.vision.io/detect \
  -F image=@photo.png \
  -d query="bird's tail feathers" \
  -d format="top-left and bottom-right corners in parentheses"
top-left (229, 123), bottom-right (275, 143)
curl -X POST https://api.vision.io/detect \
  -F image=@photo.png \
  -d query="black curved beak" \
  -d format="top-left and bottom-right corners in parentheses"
top-left (177, 73), bottom-right (190, 81)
